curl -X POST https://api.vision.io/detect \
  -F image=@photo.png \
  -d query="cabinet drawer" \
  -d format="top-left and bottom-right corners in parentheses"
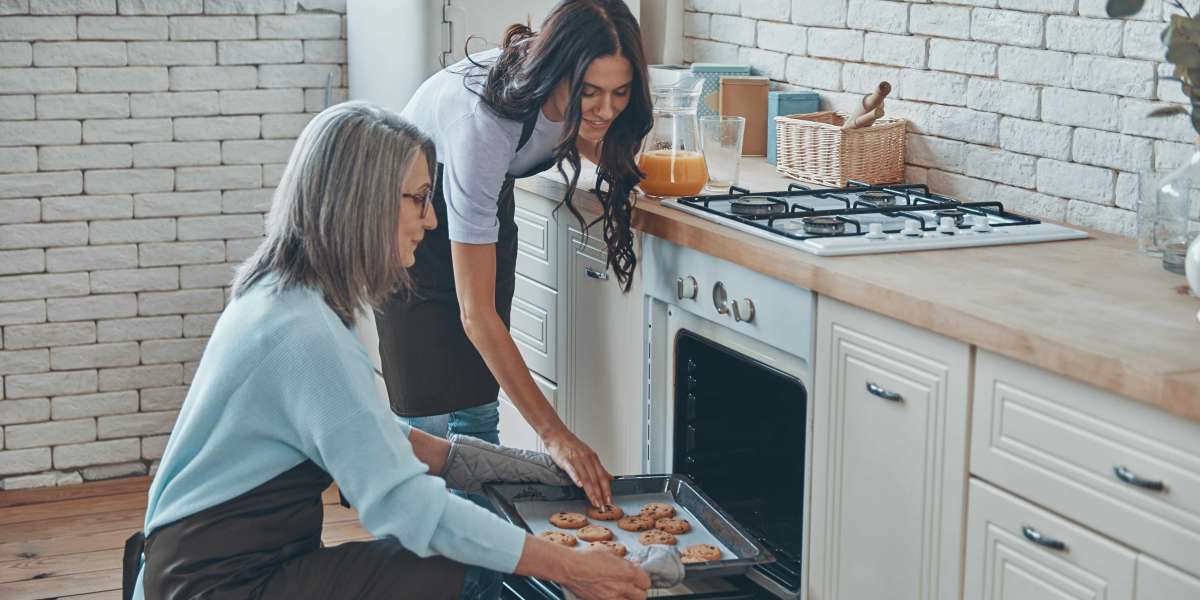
top-left (964, 479), bottom-right (1135, 600)
top-left (512, 273), bottom-right (557, 383)
top-left (514, 189), bottom-right (557, 290)
top-left (971, 350), bottom-right (1200, 577)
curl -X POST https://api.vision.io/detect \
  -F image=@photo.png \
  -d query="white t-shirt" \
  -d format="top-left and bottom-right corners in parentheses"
top-left (401, 48), bottom-right (564, 245)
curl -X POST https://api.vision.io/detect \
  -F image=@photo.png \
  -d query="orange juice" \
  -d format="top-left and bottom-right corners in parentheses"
top-left (638, 149), bottom-right (708, 197)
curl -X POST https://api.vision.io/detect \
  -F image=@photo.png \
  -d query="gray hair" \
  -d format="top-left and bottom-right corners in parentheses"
top-left (232, 100), bottom-right (436, 326)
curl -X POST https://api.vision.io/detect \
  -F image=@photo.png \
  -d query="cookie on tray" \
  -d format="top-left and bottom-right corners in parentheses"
top-left (538, 531), bottom-right (577, 547)
top-left (585, 541), bottom-right (627, 557)
top-left (577, 525), bottom-right (614, 542)
top-left (681, 543), bottom-right (721, 562)
top-left (548, 512), bottom-right (589, 529)
top-left (639, 502), bottom-right (676, 520)
top-left (655, 517), bottom-right (691, 535)
top-left (586, 504), bottom-right (625, 521)
top-left (617, 515), bottom-right (655, 532)
top-left (638, 529), bottom-right (678, 546)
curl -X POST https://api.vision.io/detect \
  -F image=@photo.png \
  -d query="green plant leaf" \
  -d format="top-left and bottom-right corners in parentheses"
top-left (1106, 0), bottom-right (1145, 17)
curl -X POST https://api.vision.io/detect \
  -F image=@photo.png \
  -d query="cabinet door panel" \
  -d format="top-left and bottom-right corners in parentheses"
top-left (512, 274), bottom-right (557, 383)
top-left (964, 479), bottom-right (1135, 600)
top-left (498, 375), bottom-right (556, 452)
top-left (514, 189), bottom-right (557, 290)
top-left (1136, 554), bottom-right (1200, 599)
top-left (565, 229), bottom-right (644, 475)
top-left (811, 296), bottom-right (970, 600)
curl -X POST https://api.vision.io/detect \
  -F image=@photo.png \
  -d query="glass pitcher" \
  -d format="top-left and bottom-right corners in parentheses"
top-left (638, 77), bottom-right (708, 197)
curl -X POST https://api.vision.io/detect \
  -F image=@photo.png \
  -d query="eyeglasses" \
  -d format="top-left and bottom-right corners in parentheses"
top-left (401, 189), bottom-right (433, 218)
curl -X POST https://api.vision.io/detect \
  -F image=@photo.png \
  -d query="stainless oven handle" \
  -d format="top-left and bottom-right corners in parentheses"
top-left (866, 382), bottom-right (902, 402)
top-left (585, 266), bottom-right (609, 281)
top-left (1021, 525), bottom-right (1067, 551)
top-left (1113, 465), bottom-right (1165, 491)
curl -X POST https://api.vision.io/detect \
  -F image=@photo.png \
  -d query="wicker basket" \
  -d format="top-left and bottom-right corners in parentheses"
top-left (775, 111), bottom-right (907, 187)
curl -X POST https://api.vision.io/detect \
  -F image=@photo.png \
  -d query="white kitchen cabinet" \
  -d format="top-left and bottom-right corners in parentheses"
top-left (1137, 554), bottom-right (1200, 599)
top-left (809, 296), bottom-right (971, 600)
top-left (563, 226), bottom-right (645, 476)
top-left (498, 374), bottom-right (557, 452)
top-left (963, 479), bottom-right (1136, 600)
top-left (970, 350), bottom-right (1200, 578)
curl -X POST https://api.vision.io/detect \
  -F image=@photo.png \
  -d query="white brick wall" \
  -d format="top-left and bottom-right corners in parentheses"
top-left (685, 0), bottom-right (1195, 236)
top-left (0, 1), bottom-right (346, 489)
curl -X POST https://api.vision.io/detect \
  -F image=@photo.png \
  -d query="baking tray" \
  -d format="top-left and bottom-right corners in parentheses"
top-left (484, 474), bottom-right (774, 580)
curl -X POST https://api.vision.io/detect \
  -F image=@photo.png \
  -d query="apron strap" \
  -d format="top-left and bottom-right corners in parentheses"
top-left (122, 530), bottom-right (145, 600)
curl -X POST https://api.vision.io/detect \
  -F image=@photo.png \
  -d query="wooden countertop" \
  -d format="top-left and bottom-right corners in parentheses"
top-left (516, 158), bottom-right (1200, 423)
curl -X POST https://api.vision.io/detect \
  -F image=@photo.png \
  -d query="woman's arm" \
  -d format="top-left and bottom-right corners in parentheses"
top-left (515, 535), bottom-right (650, 600)
top-left (451, 241), bottom-right (613, 507)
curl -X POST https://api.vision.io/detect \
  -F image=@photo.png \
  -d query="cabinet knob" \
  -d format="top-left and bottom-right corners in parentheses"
top-left (712, 281), bottom-right (729, 315)
top-left (1021, 525), bottom-right (1067, 552)
top-left (676, 275), bottom-right (698, 300)
top-left (585, 266), bottom-right (609, 281)
top-left (731, 298), bottom-right (755, 323)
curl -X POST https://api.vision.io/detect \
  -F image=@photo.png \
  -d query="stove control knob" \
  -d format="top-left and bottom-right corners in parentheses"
top-left (676, 275), bottom-right (698, 300)
top-left (901, 219), bottom-right (923, 237)
top-left (938, 216), bottom-right (958, 234)
top-left (865, 222), bottom-right (887, 239)
top-left (970, 214), bottom-right (993, 233)
top-left (731, 298), bottom-right (755, 323)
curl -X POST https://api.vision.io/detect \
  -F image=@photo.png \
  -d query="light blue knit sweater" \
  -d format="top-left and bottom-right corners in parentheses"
top-left (132, 276), bottom-right (526, 598)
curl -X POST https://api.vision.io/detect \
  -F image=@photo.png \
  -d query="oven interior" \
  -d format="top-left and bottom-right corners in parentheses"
top-left (673, 330), bottom-right (807, 592)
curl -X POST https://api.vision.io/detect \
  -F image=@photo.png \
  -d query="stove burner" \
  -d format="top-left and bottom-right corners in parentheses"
top-left (936, 208), bottom-right (966, 226)
top-left (729, 196), bottom-right (787, 216)
top-left (859, 190), bottom-right (897, 207)
top-left (802, 216), bottom-right (845, 236)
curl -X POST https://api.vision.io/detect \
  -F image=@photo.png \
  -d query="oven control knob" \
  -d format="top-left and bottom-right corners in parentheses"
top-left (712, 281), bottom-right (730, 315)
top-left (938, 216), bottom-right (958, 234)
top-left (971, 214), bottom-right (993, 233)
top-left (731, 298), bottom-right (755, 323)
top-left (901, 219), bottom-right (922, 237)
top-left (865, 222), bottom-right (887, 239)
top-left (675, 275), bottom-right (698, 300)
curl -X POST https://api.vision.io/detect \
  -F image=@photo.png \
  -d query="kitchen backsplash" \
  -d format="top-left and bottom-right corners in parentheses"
top-left (0, 0), bottom-right (347, 490)
top-left (684, 0), bottom-right (1200, 236)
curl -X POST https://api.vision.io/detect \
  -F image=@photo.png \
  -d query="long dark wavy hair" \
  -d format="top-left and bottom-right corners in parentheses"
top-left (463, 0), bottom-right (651, 291)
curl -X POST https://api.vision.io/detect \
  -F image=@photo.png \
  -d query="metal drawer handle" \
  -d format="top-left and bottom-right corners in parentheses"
top-left (866, 382), bottom-right (902, 402)
top-left (585, 266), bottom-right (609, 281)
top-left (1021, 526), bottom-right (1067, 552)
top-left (1114, 466), bottom-right (1165, 491)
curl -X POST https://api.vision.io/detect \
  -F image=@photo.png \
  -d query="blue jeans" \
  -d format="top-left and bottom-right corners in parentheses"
top-left (401, 401), bottom-right (503, 600)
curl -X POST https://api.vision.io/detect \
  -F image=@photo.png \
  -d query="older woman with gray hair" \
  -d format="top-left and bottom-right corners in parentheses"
top-left (121, 101), bottom-right (652, 600)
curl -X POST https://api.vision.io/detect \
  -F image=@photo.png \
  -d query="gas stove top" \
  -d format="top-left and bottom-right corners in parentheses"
top-left (662, 181), bottom-right (1088, 256)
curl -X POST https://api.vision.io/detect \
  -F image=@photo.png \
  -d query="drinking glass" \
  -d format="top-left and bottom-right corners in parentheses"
top-left (700, 115), bottom-right (745, 193)
top-left (1156, 174), bottom-right (1195, 274)
top-left (1136, 171), bottom-right (1162, 256)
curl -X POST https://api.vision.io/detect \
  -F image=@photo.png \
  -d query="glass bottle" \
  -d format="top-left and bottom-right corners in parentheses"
top-left (638, 77), bottom-right (708, 198)
top-left (1153, 149), bottom-right (1199, 274)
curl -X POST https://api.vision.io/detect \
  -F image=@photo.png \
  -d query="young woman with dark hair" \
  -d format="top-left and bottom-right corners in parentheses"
top-left (373, 0), bottom-right (653, 510)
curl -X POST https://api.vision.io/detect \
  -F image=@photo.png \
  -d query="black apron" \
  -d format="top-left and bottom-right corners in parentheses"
top-left (376, 113), bottom-right (556, 417)
top-left (124, 461), bottom-right (464, 600)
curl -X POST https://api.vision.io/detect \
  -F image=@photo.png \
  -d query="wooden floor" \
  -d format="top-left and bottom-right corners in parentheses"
top-left (0, 476), bottom-right (371, 600)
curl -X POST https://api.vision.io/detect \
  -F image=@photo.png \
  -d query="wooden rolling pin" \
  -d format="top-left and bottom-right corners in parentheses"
top-left (843, 81), bottom-right (891, 130)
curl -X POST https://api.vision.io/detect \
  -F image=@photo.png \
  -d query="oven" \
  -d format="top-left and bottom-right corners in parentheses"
top-left (504, 234), bottom-right (813, 600)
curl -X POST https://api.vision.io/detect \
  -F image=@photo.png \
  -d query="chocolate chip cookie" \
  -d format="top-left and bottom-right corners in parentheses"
top-left (681, 543), bottom-right (720, 562)
top-left (617, 515), bottom-right (655, 532)
top-left (548, 512), bottom-right (589, 529)
top-left (639, 502), bottom-right (676, 520)
top-left (538, 531), bottom-right (577, 547)
top-left (577, 525), bottom-right (614, 542)
top-left (638, 529), bottom-right (677, 546)
top-left (586, 504), bottom-right (625, 521)
top-left (654, 517), bottom-right (691, 534)
top-left (585, 541), bottom-right (627, 557)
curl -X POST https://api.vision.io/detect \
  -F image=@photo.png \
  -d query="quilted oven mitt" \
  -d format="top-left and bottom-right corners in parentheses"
top-left (441, 434), bottom-right (574, 494)
top-left (627, 545), bottom-right (686, 589)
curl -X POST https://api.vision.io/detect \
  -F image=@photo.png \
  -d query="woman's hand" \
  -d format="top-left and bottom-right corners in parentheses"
top-left (543, 428), bottom-right (613, 508)
top-left (561, 546), bottom-right (651, 600)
